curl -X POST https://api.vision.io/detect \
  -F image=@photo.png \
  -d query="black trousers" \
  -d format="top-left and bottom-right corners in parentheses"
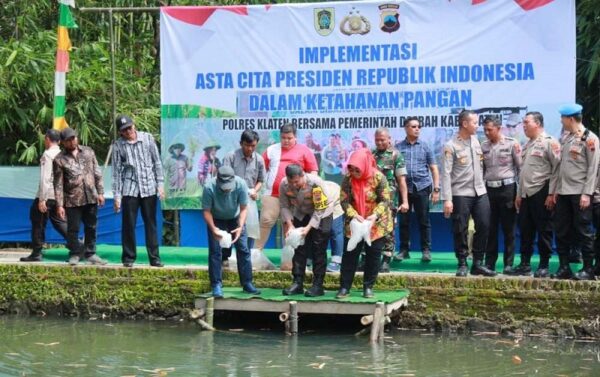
top-left (340, 236), bottom-right (385, 289)
top-left (30, 198), bottom-right (68, 253)
top-left (518, 183), bottom-right (553, 264)
top-left (292, 215), bottom-right (332, 280)
top-left (399, 185), bottom-right (432, 252)
top-left (66, 204), bottom-right (98, 258)
top-left (121, 195), bottom-right (161, 264)
top-left (484, 183), bottom-right (517, 269)
top-left (451, 195), bottom-right (490, 261)
top-left (555, 194), bottom-right (594, 261)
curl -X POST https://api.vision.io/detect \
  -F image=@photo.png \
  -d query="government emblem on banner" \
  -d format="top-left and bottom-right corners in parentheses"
top-left (379, 4), bottom-right (400, 33)
top-left (340, 7), bottom-right (371, 36)
top-left (314, 8), bottom-right (335, 36)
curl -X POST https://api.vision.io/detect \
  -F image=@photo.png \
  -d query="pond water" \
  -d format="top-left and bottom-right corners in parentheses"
top-left (1, 316), bottom-right (599, 376)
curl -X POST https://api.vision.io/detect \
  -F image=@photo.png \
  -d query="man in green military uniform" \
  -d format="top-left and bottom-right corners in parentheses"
top-left (372, 127), bottom-right (409, 272)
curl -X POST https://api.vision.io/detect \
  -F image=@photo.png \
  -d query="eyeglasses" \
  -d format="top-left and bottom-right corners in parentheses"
top-left (410, 125), bottom-right (422, 129)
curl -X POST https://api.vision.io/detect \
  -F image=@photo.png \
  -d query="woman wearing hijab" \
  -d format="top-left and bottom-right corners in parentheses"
top-left (336, 148), bottom-right (393, 299)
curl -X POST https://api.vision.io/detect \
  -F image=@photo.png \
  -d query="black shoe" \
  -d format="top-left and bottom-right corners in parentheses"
top-left (282, 281), bottom-right (304, 296)
top-left (421, 250), bottom-right (432, 263)
top-left (533, 267), bottom-right (550, 278)
top-left (379, 260), bottom-right (391, 273)
top-left (394, 250), bottom-right (410, 261)
top-left (574, 267), bottom-right (597, 281)
top-left (243, 283), bottom-right (261, 295)
top-left (552, 265), bottom-right (574, 280)
top-left (150, 262), bottom-right (164, 267)
top-left (304, 285), bottom-right (324, 297)
top-left (506, 264), bottom-right (532, 276)
top-left (336, 288), bottom-right (349, 299)
top-left (123, 262), bottom-right (133, 268)
top-left (20, 254), bottom-right (42, 262)
top-left (471, 263), bottom-right (497, 277)
top-left (363, 287), bottom-right (374, 298)
top-left (456, 264), bottom-right (468, 277)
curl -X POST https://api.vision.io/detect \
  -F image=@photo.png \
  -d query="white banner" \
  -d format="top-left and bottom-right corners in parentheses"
top-left (160, 0), bottom-right (575, 209)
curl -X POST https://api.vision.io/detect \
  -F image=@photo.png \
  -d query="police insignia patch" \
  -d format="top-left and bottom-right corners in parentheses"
top-left (312, 186), bottom-right (329, 210)
top-left (550, 141), bottom-right (560, 156)
top-left (587, 138), bottom-right (596, 151)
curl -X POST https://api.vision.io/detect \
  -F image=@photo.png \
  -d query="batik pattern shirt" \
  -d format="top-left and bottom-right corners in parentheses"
top-left (54, 146), bottom-right (103, 208)
top-left (340, 171), bottom-right (392, 241)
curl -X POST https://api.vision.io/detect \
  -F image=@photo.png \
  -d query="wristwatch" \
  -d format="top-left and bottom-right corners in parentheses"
top-left (433, 187), bottom-right (440, 193)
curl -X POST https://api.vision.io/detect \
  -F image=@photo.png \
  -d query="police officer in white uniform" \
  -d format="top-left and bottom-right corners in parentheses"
top-left (442, 110), bottom-right (495, 277)
top-left (511, 112), bottom-right (560, 278)
top-left (279, 164), bottom-right (335, 296)
top-left (553, 104), bottom-right (599, 280)
top-left (481, 116), bottom-right (522, 274)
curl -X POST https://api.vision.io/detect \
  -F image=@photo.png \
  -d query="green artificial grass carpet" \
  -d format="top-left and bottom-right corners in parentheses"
top-left (200, 287), bottom-right (409, 304)
top-left (39, 245), bottom-right (581, 274)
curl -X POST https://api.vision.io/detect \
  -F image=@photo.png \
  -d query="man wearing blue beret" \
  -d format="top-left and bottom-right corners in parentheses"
top-left (553, 104), bottom-right (599, 280)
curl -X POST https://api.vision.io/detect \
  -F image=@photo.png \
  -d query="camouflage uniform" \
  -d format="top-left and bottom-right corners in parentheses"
top-left (372, 147), bottom-right (407, 257)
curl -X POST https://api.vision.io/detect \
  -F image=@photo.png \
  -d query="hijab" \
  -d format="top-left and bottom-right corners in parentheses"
top-left (346, 148), bottom-right (377, 217)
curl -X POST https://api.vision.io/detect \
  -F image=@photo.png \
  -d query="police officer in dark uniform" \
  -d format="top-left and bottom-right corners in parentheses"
top-left (481, 116), bottom-right (522, 274)
top-left (553, 104), bottom-right (599, 280)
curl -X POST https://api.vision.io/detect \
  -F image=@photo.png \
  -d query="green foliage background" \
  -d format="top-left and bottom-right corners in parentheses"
top-left (0, 0), bottom-right (598, 166)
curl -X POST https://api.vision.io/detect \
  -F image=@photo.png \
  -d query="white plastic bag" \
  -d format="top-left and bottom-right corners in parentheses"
top-left (280, 245), bottom-right (294, 271)
top-left (217, 229), bottom-right (232, 249)
top-left (251, 248), bottom-right (277, 271)
top-left (347, 219), bottom-right (373, 251)
top-left (285, 228), bottom-right (305, 249)
top-left (246, 199), bottom-right (260, 240)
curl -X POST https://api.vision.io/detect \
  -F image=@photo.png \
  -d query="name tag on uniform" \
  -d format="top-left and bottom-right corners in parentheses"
top-left (530, 148), bottom-right (544, 157)
top-left (569, 144), bottom-right (583, 153)
top-left (569, 144), bottom-right (583, 159)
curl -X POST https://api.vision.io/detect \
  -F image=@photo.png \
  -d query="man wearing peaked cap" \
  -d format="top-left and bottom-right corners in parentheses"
top-left (61, 127), bottom-right (77, 140)
top-left (112, 114), bottom-right (165, 268)
top-left (558, 103), bottom-right (583, 117)
top-left (21, 129), bottom-right (81, 262)
top-left (116, 115), bottom-right (134, 131)
top-left (553, 103), bottom-right (599, 280)
top-left (202, 166), bottom-right (261, 298)
top-left (54, 127), bottom-right (107, 266)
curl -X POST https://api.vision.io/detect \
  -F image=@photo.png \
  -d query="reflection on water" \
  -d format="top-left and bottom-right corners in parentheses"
top-left (0, 316), bottom-right (599, 376)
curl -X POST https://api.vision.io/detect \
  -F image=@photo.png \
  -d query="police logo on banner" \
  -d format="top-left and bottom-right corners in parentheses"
top-left (379, 4), bottom-right (400, 33)
top-left (314, 8), bottom-right (335, 36)
top-left (340, 7), bottom-right (371, 36)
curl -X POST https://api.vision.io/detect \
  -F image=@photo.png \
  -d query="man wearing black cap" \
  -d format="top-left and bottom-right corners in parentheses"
top-left (21, 129), bottom-right (76, 262)
top-left (553, 104), bottom-right (599, 280)
top-left (54, 127), bottom-right (107, 266)
top-left (112, 115), bottom-right (165, 268)
top-left (202, 166), bottom-right (260, 298)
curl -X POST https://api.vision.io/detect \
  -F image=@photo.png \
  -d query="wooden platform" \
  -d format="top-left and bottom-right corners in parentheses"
top-left (194, 288), bottom-right (409, 341)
